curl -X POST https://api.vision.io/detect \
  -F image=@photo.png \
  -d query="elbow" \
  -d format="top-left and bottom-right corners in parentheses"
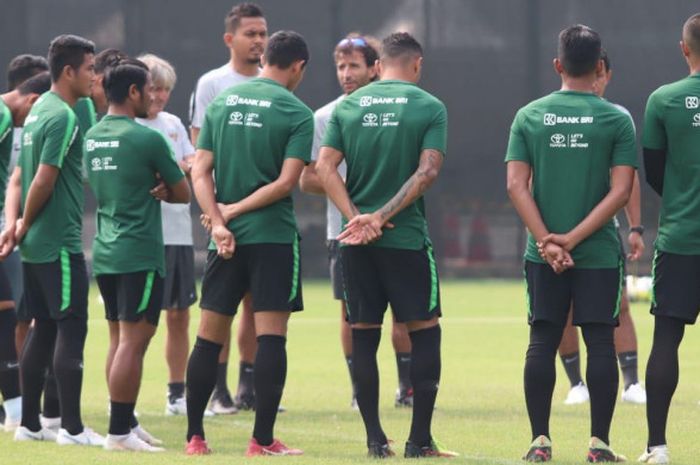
top-left (278, 178), bottom-right (298, 195)
top-left (506, 178), bottom-right (522, 200)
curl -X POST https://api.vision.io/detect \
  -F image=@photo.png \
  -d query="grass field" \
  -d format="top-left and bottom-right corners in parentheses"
top-left (1, 280), bottom-right (698, 464)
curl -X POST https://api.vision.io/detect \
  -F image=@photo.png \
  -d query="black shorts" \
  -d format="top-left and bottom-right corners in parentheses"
top-left (22, 251), bottom-right (88, 321)
top-left (97, 270), bottom-right (164, 326)
top-left (650, 251), bottom-right (700, 324)
top-left (162, 245), bottom-right (198, 310)
top-left (200, 242), bottom-right (303, 316)
top-left (341, 244), bottom-right (441, 325)
top-left (525, 260), bottom-right (623, 327)
top-left (0, 262), bottom-right (14, 303)
top-left (327, 240), bottom-right (345, 301)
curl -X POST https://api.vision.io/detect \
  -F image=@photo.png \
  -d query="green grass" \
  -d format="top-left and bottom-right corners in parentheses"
top-left (2, 280), bottom-right (699, 464)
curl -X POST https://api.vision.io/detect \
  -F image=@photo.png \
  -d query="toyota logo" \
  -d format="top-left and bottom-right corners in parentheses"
top-left (363, 113), bottom-right (378, 123)
top-left (550, 133), bottom-right (565, 144)
top-left (229, 112), bottom-right (243, 122)
top-left (91, 158), bottom-right (101, 168)
top-left (694, 113), bottom-right (700, 123)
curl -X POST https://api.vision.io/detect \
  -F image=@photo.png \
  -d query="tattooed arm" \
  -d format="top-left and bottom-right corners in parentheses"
top-left (338, 149), bottom-right (443, 245)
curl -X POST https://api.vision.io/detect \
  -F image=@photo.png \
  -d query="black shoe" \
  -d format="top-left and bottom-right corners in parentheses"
top-left (233, 392), bottom-right (256, 411)
top-left (405, 438), bottom-right (459, 458)
top-left (368, 441), bottom-right (395, 458)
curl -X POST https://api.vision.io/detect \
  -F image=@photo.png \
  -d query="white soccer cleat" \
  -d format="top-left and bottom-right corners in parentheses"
top-left (14, 425), bottom-right (58, 442)
top-left (132, 424), bottom-right (163, 446)
top-left (40, 415), bottom-right (61, 432)
top-left (638, 445), bottom-right (669, 464)
top-left (104, 432), bottom-right (165, 452)
top-left (56, 427), bottom-right (105, 446)
top-left (165, 396), bottom-right (187, 416)
top-left (622, 383), bottom-right (647, 404)
top-left (564, 382), bottom-right (590, 405)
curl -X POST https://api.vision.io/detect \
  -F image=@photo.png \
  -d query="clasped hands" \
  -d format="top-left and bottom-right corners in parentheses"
top-left (536, 233), bottom-right (575, 274)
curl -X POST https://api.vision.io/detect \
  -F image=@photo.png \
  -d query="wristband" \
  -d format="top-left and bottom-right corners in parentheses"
top-left (629, 225), bottom-right (644, 236)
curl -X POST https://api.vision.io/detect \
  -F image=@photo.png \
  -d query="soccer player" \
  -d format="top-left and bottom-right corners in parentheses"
top-left (299, 33), bottom-right (415, 409)
top-left (0, 34), bottom-right (104, 446)
top-left (559, 50), bottom-right (647, 406)
top-left (638, 13), bottom-right (700, 465)
top-left (506, 25), bottom-right (636, 462)
top-left (185, 30), bottom-right (311, 456)
top-left (317, 32), bottom-right (455, 458)
top-left (85, 56), bottom-right (189, 452)
top-left (189, 2), bottom-right (267, 414)
top-left (135, 53), bottom-right (197, 416)
top-left (0, 71), bottom-right (50, 432)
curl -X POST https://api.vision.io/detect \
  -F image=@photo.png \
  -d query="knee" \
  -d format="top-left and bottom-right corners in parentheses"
top-left (167, 310), bottom-right (190, 332)
top-left (526, 323), bottom-right (564, 359)
top-left (581, 324), bottom-right (616, 358)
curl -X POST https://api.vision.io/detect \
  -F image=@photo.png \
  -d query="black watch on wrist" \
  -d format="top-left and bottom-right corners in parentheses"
top-left (629, 225), bottom-right (645, 236)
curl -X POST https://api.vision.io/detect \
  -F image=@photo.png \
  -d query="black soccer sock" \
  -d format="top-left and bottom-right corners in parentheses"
top-left (42, 364), bottom-right (61, 418)
top-left (560, 351), bottom-right (584, 388)
top-left (20, 320), bottom-right (57, 432)
top-left (252, 335), bottom-right (287, 446)
top-left (109, 401), bottom-right (134, 435)
top-left (213, 362), bottom-right (229, 397)
top-left (54, 317), bottom-right (87, 435)
top-left (617, 351), bottom-right (639, 390)
top-left (408, 326), bottom-right (441, 447)
top-left (582, 324), bottom-right (618, 445)
top-left (524, 322), bottom-right (564, 441)
top-left (396, 351), bottom-right (412, 392)
top-left (345, 355), bottom-right (357, 398)
top-left (646, 316), bottom-right (685, 448)
top-left (168, 382), bottom-right (185, 402)
top-left (0, 310), bottom-right (20, 400)
top-left (130, 413), bottom-right (139, 428)
top-left (352, 328), bottom-right (387, 446)
top-left (237, 361), bottom-right (254, 396)
top-left (186, 337), bottom-right (222, 441)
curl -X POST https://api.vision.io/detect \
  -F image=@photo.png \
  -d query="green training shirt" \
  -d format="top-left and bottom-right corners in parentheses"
top-left (85, 115), bottom-right (184, 276)
top-left (505, 90), bottom-right (638, 268)
top-left (19, 91), bottom-right (84, 263)
top-left (73, 97), bottom-right (97, 135)
top-left (322, 80), bottom-right (447, 250)
top-left (0, 99), bottom-right (13, 212)
top-left (197, 77), bottom-right (313, 246)
top-left (643, 73), bottom-right (700, 255)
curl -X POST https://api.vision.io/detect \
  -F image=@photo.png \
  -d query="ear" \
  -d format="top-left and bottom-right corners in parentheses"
top-left (680, 40), bottom-right (691, 58)
top-left (553, 58), bottom-right (564, 75)
top-left (224, 32), bottom-right (234, 48)
top-left (63, 65), bottom-right (75, 80)
top-left (595, 59), bottom-right (604, 77)
top-left (260, 53), bottom-right (267, 66)
top-left (416, 56), bottom-right (423, 72)
top-left (128, 83), bottom-right (140, 100)
top-left (377, 59), bottom-right (384, 77)
top-left (28, 94), bottom-right (41, 105)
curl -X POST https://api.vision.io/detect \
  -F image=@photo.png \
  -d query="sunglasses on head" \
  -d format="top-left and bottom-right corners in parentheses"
top-left (337, 37), bottom-right (368, 48)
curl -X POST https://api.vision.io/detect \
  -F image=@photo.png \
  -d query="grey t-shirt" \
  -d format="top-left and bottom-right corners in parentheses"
top-left (312, 95), bottom-right (347, 240)
top-left (136, 111), bottom-right (195, 245)
top-left (189, 63), bottom-right (259, 129)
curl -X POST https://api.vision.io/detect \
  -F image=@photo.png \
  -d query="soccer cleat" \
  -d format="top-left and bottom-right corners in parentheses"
top-left (587, 437), bottom-right (627, 462)
top-left (368, 441), bottom-right (395, 458)
top-left (233, 392), bottom-right (256, 411)
top-left (185, 435), bottom-right (211, 455)
top-left (209, 391), bottom-right (239, 415)
top-left (522, 435), bottom-right (552, 462)
top-left (395, 387), bottom-right (414, 408)
top-left (245, 438), bottom-right (304, 456)
top-left (40, 415), bottom-right (61, 432)
top-left (165, 396), bottom-right (187, 416)
top-left (132, 424), bottom-right (163, 446)
top-left (638, 445), bottom-right (669, 464)
top-left (621, 383), bottom-right (647, 404)
top-left (56, 427), bottom-right (105, 446)
top-left (14, 425), bottom-right (58, 442)
top-left (104, 432), bottom-right (165, 452)
top-left (565, 382), bottom-right (590, 405)
top-left (405, 438), bottom-right (459, 458)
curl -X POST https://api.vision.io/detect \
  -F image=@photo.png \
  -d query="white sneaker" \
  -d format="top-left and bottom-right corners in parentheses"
top-left (104, 432), bottom-right (165, 452)
top-left (208, 396), bottom-right (238, 415)
top-left (622, 383), bottom-right (647, 404)
top-left (638, 445), bottom-right (670, 464)
top-left (14, 425), bottom-right (58, 442)
top-left (165, 396), bottom-right (187, 416)
top-left (204, 408), bottom-right (215, 417)
top-left (564, 382), bottom-right (590, 405)
top-left (40, 416), bottom-right (61, 432)
top-left (56, 427), bottom-right (105, 446)
top-left (132, 424), bottom-right (163, 446)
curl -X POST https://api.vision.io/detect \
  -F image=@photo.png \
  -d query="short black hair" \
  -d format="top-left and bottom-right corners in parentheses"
top-left (683, 13), bottom-right (700, 55)
top-left (48, 34), bottom-right (96, 82)
top-left (225, 2), bottom-right (264, 32)
top-left (95, 48), bottom-right (128, 75)
top-left (380, 32), bottom-right (423, 62)
top-left (557, 25), bottom-right (601, 77)
top-left (601, 49), bottom-right (610, 72)
top-left (103, 58), bottom-right (149, 104)
top-left (265, 31), bottom-right (309, 69)
top-left (17, 71), bottom-right (51, 96)
top-left (7, 54), bottom-right (48, 91)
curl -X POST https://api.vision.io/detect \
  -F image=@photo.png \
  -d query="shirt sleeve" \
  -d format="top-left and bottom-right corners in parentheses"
top-left (190, 77), bottom-right (213, 129)
top-left (642, 90), bottom-right (667, 150)
top-left (40, 108), bottom-right (78, 168)
top-left (177, 117), bottom-right (195, 156)
top-left (321, 106), bottom-right (343, 152)
top-left (611, 114), bottom-right (638, 168)
top-left (310, 110), bottom-right (327, 162)
top-left (152, 132), bottom-right (185, 185)
top-left (284, 107), bottom-right (314, 163)
top-left (196, 105), bottom-right (215, 152)
top-left (421, 102), bottom-right (448, 155)
top-left (504, 109), bottom-right (530, 164)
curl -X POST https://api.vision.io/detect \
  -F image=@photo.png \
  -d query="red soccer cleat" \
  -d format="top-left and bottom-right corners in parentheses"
top-left (245, 438), bottom-right (304, 457)
top-left (185, 435), bottom-right (212, 455)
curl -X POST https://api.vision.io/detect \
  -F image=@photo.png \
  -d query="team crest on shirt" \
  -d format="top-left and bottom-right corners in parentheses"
top-left (685, 96), bottom-right (699, 109)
